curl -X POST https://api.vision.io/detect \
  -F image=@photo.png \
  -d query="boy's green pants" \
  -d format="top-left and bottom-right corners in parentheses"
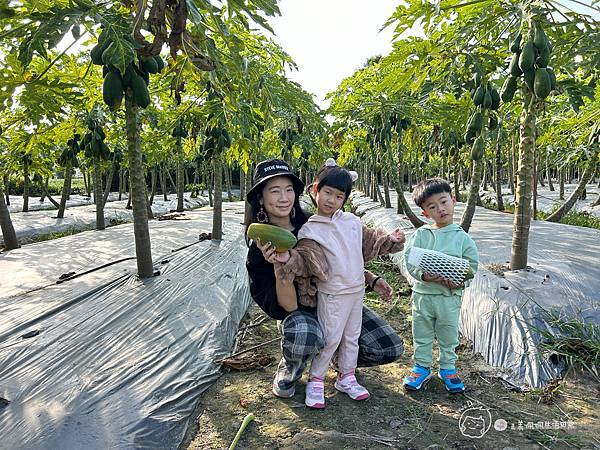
top-left (411, 292), bottom-right (462, 370)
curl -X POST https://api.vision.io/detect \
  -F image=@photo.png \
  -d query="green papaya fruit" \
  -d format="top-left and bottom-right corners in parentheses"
top-left (141, 57), bottom-right (159, 74)
top-left (471, 136), bottom-right (485, 160)
top-left (509, 34), bottom-right (522, 53)
top-left (467, 111), bottom-right (484, 133)
top-left (508, 53), bottom-right (522, 77)
top-left (122, 64), bottom-right (136, 89)
top-left (523, 68), bottom-right (535, 92)
top-left (534, 68), bottom-right (551, 99)
top-left (533, 24), bottom-right (547, 51)
top-left (488, 114), bottom-right (498, 130)
top-left (483, 90), bottom-right (493, 109)
top-left (536, 45), bottom-right (550, 68)
top-left (490, 88), bottom-right (501, 110)
top-left (474, 72), bottom-right (482, 87)
top-left (547, 67), bottom-right (557, 91)
top-left (140, 69), bottom-right (149, 86)
top-left (518, 41), bottom-right (536, 72)
top-left (131, 74), bottom-right (151, 109)
top-left (154, 55), bottom-right (165, 72)
top-left (464, 130), bottom-right (475, 145)
top-left (473, 86), bottom-right (485, 106)
top-left (501, 76), bottom-right (518, 102)
top-left (90, 39), bottom-right (111, 65)
top-left (96, 127), bottom-right (106, 140)
top-left (103, 70), bottom-right (124, 111)
top-left (102, 65), bottom-right (109, 78)
top-left (101, 43), bottom-right (114, 66)
top-left (90, 136), bottom-right (102, 156)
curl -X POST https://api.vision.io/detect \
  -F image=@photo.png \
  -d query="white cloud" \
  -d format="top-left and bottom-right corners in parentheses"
top-left (268, 0), bottom-right (398, 109)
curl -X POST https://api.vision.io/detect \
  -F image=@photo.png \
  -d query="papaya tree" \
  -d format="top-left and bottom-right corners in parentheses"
top-left (385, 0), bottom-right (599, 269)
top-left (0, 143), bottom-right (19, 250)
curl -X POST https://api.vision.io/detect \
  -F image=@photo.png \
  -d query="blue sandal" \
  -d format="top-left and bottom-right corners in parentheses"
top-left (403, 365), bottom-right (432, 391)
top-left (438, 368), bottom-right (465, 393)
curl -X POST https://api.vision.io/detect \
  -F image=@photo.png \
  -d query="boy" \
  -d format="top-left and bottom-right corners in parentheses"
top-left (402, 178), bottom-right (479, 393)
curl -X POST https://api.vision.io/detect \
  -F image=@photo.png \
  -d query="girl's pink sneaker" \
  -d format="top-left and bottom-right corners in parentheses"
top-left (305, 378), bottom-right (325, 409)
top-left (334, 372), bottom-right (370, 401)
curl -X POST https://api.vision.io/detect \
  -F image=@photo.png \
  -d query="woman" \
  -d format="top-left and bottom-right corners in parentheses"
top-left (245, 158), bottom-right (404, 398)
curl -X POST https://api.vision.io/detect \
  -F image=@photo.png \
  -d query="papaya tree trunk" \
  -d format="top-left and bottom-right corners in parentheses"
top-left (375, 176), bottom-right (384, 205)
top-left (176, 138), bottom-right (184, 212)
top-left (0, 181), bottom-right (19, 250)
top-left (167, 169), bottom-right (177, 194)
top-left (102, 158), bottom-right (116, 207)
top-left (546, 153), bottom-right (597, 222)
top-left (93, 158), bottom-right (105, 230)
top-left (547, 152), bottom-right (554, 191)
top-left (145, 182), bottom-right (154, 220)
top-left (212, 155), bottom-right (223, 240)
top-left (388, 142), bottom-right (424, 227)
top-left (160, 166), bottom-right (167, 201)
top-left (240, 167), bottom-right (246, 201)
top-left (510, 92), bottom-right (536, 270)
top-left (495, 127), bottom-right (505, 212)
top-left (39, 177), bottom-right (48, 202)
top-left (118, 168), bottom-right (123, 201)
top-left (533, 146), bottom-right (538, 219)
top-left (383, 173), bottom-right (391, 208)
top-left (22, 158), bottom-right (30, 212)
top-left (460, 158), bottom-right (484, 232)
top-left (225, 164), bottom-right (233, 202)
top-left (149, 167), bottom-right (157, 205)
top-left (82, 170), bottom-right (89, 197)
top-left (41, 178), bottom-right (59, 209)
top-left (208, 170), bottom-right (213, 207)
top-left (3, 174), bottom-right (9, 206)
top-left (125, 95), bottom-right (154, 278)
top-left (57, 163), bottom-right (72, 219)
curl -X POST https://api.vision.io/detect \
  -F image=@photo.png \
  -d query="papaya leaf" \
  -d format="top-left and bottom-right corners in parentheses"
top-left (101, 39), bottom-right (135, 75)
top-left (17, 7), bottom-right (86, 68)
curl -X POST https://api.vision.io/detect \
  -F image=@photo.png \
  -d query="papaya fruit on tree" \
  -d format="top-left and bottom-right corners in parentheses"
top-left (523, 68), bottom-right (535, 92)
top-left (534, 68), bottom-right (552, 99)
top-left (141, 57), bottom-right (159, 74)
top-left (501, 76), bottom-right (518, 102)
top-left (519, 41), bottom-right (536, 73)
top-left (471, 136), bottom-right (485, 161)
top-left (131, 73), bottom-right (151, 109)
top-left (103, 70), bottom-right (124, 111)
top-left (508, 53), bottom-right (522, 77)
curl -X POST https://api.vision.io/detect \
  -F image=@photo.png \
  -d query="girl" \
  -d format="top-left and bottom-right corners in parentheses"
top-left (245, 158), bottom-right (404, 400)
top-left (274, 158), bottom-right (405, 408)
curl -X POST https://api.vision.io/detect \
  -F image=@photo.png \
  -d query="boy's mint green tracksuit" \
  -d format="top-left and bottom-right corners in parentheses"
top-left (403, 224), bottom-right (479, 370)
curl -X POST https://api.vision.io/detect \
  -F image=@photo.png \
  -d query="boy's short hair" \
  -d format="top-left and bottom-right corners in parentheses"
top-left (412, 178), bottom-right (452, 208)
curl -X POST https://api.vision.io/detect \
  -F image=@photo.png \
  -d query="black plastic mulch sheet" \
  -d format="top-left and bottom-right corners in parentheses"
top-left (0, 235), bottom-right (251, 449)
top-left (351, 191), bottom-right (600, 390)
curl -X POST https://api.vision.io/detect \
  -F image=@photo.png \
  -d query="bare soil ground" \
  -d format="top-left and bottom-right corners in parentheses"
top-left (185, 259), bottom-right (600, 450)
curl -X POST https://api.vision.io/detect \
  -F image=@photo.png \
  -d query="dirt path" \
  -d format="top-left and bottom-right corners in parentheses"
top-left (185, 260), bottom-right (599, 450)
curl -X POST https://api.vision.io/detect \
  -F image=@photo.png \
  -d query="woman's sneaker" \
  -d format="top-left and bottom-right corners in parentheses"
top-left (272, 379), bottom-right (295, 398)
top-left (403, 365), bottom-right (432, 391)
top-left (334, 372), bottom-right (370, 401)
top-left (305, 378), bottom-right (325, 408)
top-left (438, 368), bottom-right (465, 393)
